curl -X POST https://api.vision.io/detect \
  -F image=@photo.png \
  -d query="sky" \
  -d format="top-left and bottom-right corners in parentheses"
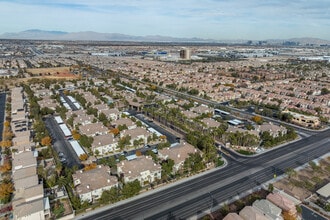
top-left (1, 0), bottom-right (330, 40)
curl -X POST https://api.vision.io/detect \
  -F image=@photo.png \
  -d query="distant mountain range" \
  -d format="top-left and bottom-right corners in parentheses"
top-left (0, 29), bottom-right (215, 43)
top-left (1, 29), bottom-right (330, 45)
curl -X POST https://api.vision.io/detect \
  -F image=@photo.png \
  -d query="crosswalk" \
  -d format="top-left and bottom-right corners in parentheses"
top-left (297, 131), bottom-right (311, 138)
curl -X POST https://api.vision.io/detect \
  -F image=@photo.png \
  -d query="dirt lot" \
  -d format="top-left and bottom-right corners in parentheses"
top-left (26, 67), bottom-right (79, 79)
top-left (274, 156), bottom-right (330, 201)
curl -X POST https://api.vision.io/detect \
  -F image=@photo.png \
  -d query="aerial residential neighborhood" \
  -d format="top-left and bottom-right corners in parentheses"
top-left (0, 38), bottom-right (329, 220)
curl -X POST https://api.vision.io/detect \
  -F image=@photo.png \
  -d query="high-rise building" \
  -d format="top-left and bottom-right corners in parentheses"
top-left (180, 48), bottom-right (191, 60)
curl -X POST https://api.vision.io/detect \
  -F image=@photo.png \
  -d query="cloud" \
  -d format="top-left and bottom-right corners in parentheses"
top-left (0, 0), bottom-right (329, 40)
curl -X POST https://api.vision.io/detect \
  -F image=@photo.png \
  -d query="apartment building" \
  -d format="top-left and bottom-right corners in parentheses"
top-left (158, 142), bottom-right (198, 173)
top-left (91, 134), bottom-right (118, 155)
top-left (112, 118), bottom-right (137, 130)
top-left (72, 165), bottom-right (118, 203)
top-left (79, 122), bottom-right (109, 137)
top-left (120, 127), bottom-right (151, 146)
top-left (282, 110), bottom-right (321, 128)
top-left (117, 156), bottom-right (162, 186)
top-left (10, 87), bottom-right (49, 220)
top-left (255, 123), bottom-right (287, 138)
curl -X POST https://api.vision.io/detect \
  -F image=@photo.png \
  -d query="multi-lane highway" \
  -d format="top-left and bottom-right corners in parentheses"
top-left (78, 127), bottom-right (330, 220)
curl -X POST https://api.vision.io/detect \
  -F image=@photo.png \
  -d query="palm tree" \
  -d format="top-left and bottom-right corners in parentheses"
top-left (55, 163), bottom-right (62, 177)
top-left (285, 168), bottom-right (297, 179)
top-left (57, 176), bottom-right (69, 189)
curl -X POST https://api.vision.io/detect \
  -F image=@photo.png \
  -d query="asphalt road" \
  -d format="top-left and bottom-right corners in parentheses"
top-left (77, 128), bottom-right (330, 220)
top-left (0, 93), bottom-right (6, 142)
top-left (44, 116), bottom-right (83, 169)
top-left (301, 205), bottom-right (328, 220)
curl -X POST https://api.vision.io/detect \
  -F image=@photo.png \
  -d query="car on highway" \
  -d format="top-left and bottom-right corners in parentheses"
top-left (58, 152), bottom-right (64, 157)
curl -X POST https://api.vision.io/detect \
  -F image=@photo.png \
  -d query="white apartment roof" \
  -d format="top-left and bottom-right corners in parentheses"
top-left (316, 182), bottom-right (330, 199)
top-left (69, 140), bottom-right (85, 157)
top-left (54, 116), bottom-right (64, 124)
top-left (147, 127), bottom-right (162, 137)
top-left (59, 123), bottom-right (72, 137)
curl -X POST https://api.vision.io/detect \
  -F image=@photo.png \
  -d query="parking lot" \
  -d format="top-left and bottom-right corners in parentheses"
top-left (44, 116), bottom-right (83, 169)
top-left (59, 90), bottom-right (79, 111)
top-left (132, 112), bottom-right (179, 144)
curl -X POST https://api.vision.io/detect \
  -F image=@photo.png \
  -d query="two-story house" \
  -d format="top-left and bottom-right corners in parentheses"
top-left (158, 142), bottom-right (198, 173)
top-left (117, 156), bottom-right (162, 186)
top-left (79, 122), bottom-right (109, 137)
top-left (72, 165), bottom-right (118, 203)
top-left (91, 134), bottom-right (118, 155)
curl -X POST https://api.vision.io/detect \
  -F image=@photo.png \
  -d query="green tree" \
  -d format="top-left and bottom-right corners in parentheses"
top-left (55, 106), bottom-right (68, 119)
top-left (118, 135), bottom-right (131, 150)
top-left (121, 180), bottom-right (141, 199)
top-left (261, 131), bottom-right (274, 148)
top-left (40, 107), bottom-right (55, 115)
top-left (285, 168), bottom-right (297, 179)
top-left (184, 153), bottom-right (205, 173)
top-left (118, 124), bottom-right (128, 131)
top-left (67, 115), bottom-right (75, 128)
top-left (157, 141), bottom-right (171, 150)
top-left (268, 183), bottom-right (274, 192)
top-left (280, 112), bottom-right (293, 122)
top-left (146, 150), bottom-right (158, 162)
top-left (161, 159), bottom-right (174, 177)
top-left (136, 120), bottom-right (143, 127)
top-left (220, 204), bottom-right (229, 216)
top-left (79, 135), bottom-right (93, 148)
top-left (98, 112), bottom-right (108, 125)
top-left (321, 87), bottom-right (330, 95)
top-left (100, 187), bottom-right (119, 204)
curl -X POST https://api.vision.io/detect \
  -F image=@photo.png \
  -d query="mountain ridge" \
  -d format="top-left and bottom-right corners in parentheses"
top-left (1, 29), bottom-right (330, 45)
